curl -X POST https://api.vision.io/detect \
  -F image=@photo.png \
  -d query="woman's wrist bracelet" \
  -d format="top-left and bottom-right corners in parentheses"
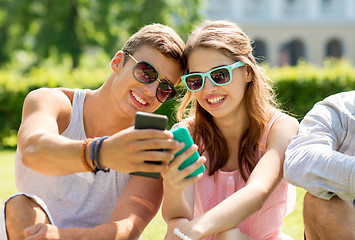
top-left (173, 228), bottom-right (192, 240)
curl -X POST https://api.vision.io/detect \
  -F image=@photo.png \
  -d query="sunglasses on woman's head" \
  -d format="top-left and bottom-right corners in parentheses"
top-left (125, 52), bottom-right (176, 103)
top-left (181, 61), bottom-right (246, 92)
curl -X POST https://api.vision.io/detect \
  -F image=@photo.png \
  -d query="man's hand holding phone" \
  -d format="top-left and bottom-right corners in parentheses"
top-left (100, 126), bottom-right (178, 174)
top-left (97, 112), bottom-right (182, 175)
top-left (128, 112), bottom-right (205, 180)
top-left (130, 112), bottom-right (181, 178)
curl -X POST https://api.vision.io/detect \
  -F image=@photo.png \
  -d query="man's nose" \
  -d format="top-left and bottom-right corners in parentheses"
top-left (143, 80), bottom-right (159, 97)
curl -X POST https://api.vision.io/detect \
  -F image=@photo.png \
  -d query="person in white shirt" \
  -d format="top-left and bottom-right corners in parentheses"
top-left (284, 91), bottom-right (355, 240)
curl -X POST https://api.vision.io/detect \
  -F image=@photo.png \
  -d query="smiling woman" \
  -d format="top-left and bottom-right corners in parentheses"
top-left (161, 20), bottom-right (300, 240)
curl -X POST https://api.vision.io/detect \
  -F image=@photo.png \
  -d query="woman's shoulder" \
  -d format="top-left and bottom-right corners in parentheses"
top-left (269, 108), bottom-right (298, 127)
top-left (266, 109), bottom-right (299, 144)
top-left (273, 111), bottom-right (299, 128)
top-left (260, 108), bottom-right (299, 147)
top-left (171, 117), bottom-right (195, 132)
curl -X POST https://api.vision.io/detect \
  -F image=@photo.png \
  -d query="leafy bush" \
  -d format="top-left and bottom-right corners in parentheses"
top-left (267, 59), bottom-right (355, 121)
top-left (0, 62), bottom-right (109, 148)
top-left (1, 58), bottom-right (354, 148)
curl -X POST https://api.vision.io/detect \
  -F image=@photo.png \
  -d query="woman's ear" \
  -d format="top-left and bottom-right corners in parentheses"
top-left (110, 51), bottom-right (124, 72)
top-left (245, 66), bottom-right (253, 83)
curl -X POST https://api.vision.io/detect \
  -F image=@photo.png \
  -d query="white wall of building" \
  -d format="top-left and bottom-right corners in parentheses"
top-left (205, 0), bottom-right (355, 66)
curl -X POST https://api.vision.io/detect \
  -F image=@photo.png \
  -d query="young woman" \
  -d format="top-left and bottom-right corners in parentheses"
top-left (162, 20), bottom-right (299, 240)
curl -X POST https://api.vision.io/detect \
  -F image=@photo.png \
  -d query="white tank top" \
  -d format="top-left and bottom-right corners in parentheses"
top-left (15, 89), bottom-right (131, 228)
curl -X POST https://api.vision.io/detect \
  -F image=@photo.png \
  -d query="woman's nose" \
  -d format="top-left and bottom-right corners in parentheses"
top-left (203, 77), bottom-right (217, 92)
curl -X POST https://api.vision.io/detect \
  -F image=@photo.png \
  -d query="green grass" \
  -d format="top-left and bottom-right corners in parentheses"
top-left (141, 187), bottom-right (306, 239)
top-left (0, 150), bottom-right (305, 239)
top-left (0, 150), bottom-right (16, 202)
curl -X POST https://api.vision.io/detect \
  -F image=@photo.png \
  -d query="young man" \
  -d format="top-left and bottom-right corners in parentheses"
top-left (1, 23), bottom-right (186, 239)
top-left (284, 91), bottom-right (355, 240)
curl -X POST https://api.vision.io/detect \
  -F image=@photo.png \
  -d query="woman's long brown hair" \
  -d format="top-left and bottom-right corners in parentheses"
top-left (177, 20), bottom-right (278, 182)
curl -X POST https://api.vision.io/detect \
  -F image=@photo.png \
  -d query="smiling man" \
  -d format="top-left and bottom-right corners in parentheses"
top-left (1, 24), bottom-right (185, 239)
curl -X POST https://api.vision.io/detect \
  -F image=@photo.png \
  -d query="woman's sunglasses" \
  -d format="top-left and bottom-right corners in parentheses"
top-left (181, 61), bottom-right (245, 92)
top-left (125, 52), bottom-right (176, 103)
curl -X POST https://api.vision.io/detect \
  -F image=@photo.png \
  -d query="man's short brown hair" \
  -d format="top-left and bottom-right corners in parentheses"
top-left (122, 24), bottom-right (186, 70)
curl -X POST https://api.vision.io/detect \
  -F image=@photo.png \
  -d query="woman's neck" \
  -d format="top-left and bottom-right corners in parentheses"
top-left (213, 104), bottom-right (249, 143)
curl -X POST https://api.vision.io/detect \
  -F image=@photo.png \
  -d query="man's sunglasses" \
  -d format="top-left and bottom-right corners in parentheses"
top-left (181, 61), bottom-right (245, 92)
top-left (125, 52), bottom-right (176, 103)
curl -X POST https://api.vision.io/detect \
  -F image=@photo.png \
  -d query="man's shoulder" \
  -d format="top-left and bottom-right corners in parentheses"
top-left (309, 90), bottom-right (355, 116)
top-left (300, 91), bottom-right (355, 133)
top-left (322, 91), bottom-right (355, 104)
top-left (24, 87), bottom-right (74, 114)
top-left (27, 87), bottom-right (73, 100)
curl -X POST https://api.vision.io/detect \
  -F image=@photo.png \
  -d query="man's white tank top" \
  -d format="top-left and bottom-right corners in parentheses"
top-left (15, 89), bottom-right (131, 228)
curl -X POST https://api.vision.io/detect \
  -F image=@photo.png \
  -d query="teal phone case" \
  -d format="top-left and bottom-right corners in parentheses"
top-left (169, 126), bottom-right (205, 178)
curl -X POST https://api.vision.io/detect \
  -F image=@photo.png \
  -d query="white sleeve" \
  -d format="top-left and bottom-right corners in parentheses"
top-left (284, 100), bottom-right (355, 200)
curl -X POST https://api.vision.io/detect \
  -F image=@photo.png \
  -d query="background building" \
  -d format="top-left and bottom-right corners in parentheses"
top-left (206, 0), bottom-right (355, 66)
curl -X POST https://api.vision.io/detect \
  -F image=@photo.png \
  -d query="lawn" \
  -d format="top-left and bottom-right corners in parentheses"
top-left (0, 150), bottom-right (305, 239)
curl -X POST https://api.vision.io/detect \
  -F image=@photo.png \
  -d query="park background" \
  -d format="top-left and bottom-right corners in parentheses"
top-left (1, 0), bottom-right (355, 239)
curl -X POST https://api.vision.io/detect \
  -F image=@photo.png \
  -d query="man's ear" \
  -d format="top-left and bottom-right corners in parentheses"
top-left (110, 51), bottom-right (124, 72)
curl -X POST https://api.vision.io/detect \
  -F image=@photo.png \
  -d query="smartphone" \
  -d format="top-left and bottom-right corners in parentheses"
top-left (130, 111), bottom-right (168, 179)
top-left (134, 111), bottom-right (168, 131)
top-left (169, 126), bottom-right (205, 178)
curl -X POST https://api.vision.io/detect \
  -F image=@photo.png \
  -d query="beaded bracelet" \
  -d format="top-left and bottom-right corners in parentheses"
top-left (173, 228), bottom-right (192, 240)
top-left (80, 138), bottom-right (95, 173)
top-left (94, 136), bottom-right (110, 173)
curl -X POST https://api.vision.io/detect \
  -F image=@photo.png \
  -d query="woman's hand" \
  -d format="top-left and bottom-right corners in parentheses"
top-left (162, 144), bottom-right (206, 192)
top-left (161, 145), bottom-right (205, 225)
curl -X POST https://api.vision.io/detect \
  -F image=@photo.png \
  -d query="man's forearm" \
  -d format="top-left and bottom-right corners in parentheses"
top-left (285, 143), bottom-right (355, 200)
top-left (61, 221), bottom-right (141, 240)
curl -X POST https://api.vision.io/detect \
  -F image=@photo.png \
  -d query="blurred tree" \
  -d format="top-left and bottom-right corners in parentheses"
top-left (0, 0), bottom-right (204, 69)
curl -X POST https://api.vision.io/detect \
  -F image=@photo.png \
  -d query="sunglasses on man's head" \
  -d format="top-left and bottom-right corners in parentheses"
top-left (181, 61), bottom-right (246, 92)
top-left (125, 52), bottom-right (176, 103)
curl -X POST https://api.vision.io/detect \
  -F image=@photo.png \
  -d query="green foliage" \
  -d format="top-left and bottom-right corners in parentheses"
top-left (0, 0), bottom-right (205, 68)
top-left (0, 54), bottom-right (110, 148)
top-left (266, 58), bottom-right (355, 121)
top-left (0, 58), bottom-right (354, 149)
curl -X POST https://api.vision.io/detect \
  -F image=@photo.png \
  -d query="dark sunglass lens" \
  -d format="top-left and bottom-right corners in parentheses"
top-left (210, 68), bottom-right (230, 84)
top-left (185, 75), bottom-right (203, 90)
top-left (135, 62), bottom-right (158, 83)
top-left (157, 81), bottom-right (176, 102)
